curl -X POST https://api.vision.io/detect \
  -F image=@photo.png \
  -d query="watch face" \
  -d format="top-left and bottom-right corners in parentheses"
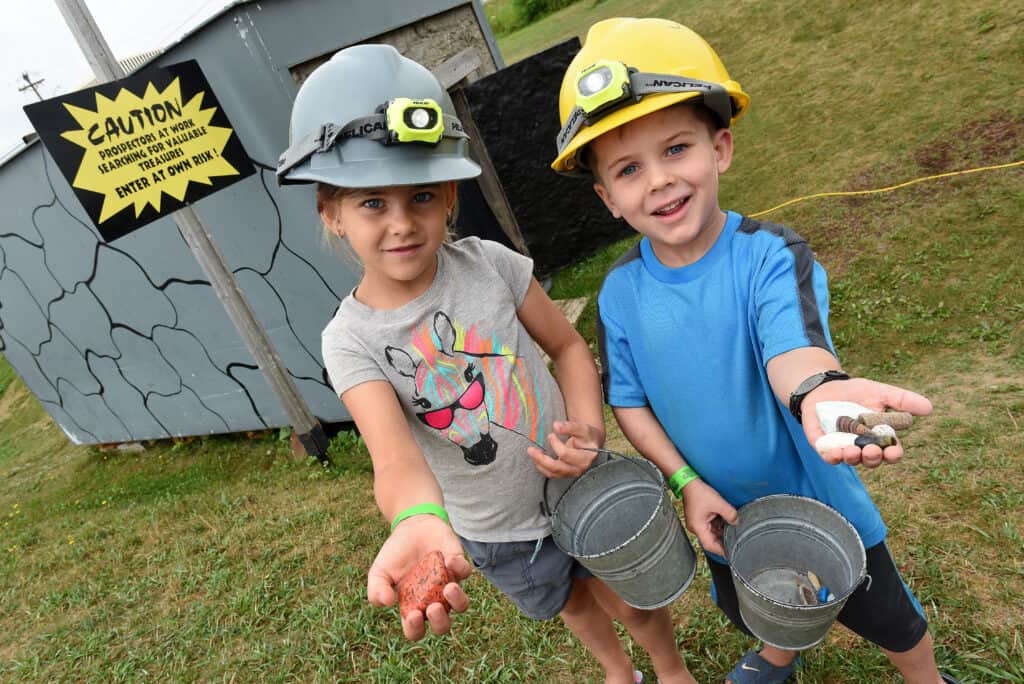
top-left (797, 374), bottom-right (826, 394)
top-left (799, 371), bottom-right (845, 394)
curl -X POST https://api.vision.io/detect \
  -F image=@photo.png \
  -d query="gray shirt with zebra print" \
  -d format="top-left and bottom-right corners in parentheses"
top-left (322, 237), bottom-right (566, 542)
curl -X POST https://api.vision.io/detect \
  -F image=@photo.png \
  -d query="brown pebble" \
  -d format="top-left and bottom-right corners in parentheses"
top-left (835, 416), bottom-right (868, 434)
top-left (857, 411), bottom-right (913, 430)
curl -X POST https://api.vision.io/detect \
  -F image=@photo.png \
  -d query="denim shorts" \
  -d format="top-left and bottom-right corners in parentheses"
top-left (459, 535), bottom-right (593, 620)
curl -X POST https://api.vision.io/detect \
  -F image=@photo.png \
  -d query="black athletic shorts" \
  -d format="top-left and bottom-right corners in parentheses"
top-left (706, 541), bottom-right (929, 652)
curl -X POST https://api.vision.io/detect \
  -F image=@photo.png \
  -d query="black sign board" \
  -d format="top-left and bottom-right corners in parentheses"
top-left (24, 59), bottom-right (255, 242)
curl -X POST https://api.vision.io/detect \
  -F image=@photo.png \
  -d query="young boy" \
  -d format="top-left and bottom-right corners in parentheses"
top-left (550, 17), bottom-right (959, 684)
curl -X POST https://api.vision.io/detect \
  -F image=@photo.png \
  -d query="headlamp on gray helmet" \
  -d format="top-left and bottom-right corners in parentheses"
top-left (277, 97), bottom-right (469, 182)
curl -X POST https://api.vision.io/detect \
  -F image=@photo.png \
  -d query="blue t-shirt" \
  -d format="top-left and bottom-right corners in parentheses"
top-left (597, 211), bottom-right (885, 554)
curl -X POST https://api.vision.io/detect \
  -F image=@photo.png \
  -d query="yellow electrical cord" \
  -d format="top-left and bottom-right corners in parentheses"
top-left (749, 160), bottom-right (1023, 218)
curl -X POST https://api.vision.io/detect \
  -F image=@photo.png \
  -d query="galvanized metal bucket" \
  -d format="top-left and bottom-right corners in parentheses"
top-left (544, 452), bottom-right (696, 609)
top-left (723, 494), bottom-right (868, 650)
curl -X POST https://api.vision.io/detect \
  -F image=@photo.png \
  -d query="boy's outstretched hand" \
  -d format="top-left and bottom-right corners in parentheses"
top-left (680, 478), bottom-right (738, 557)
top-left (367, 514), bottom-right (472, 641)
top-left (802, 377), bottom-right (933, 468)
top-left (529, 420), bottom-right (603, 478)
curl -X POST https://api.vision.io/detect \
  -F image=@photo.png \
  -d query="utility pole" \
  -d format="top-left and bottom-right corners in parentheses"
top-left (52, 0), bottom-right (329, 461)
top-left (18, 72), bottom-right (45, 101)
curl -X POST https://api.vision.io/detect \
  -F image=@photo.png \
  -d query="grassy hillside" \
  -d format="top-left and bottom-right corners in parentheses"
top-left (1, 1), bottom-right (1021, 681)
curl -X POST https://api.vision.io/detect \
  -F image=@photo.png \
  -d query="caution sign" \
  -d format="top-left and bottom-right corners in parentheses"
top-left (24, 60), bottom-right (255, 242)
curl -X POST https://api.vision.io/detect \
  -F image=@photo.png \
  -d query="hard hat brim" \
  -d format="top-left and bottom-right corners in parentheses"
top-left (281, 155), bottom-right (481, 188)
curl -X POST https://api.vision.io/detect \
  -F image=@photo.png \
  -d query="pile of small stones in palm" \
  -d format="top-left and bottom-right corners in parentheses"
top-left (813, 401), bottom-right (914, 454)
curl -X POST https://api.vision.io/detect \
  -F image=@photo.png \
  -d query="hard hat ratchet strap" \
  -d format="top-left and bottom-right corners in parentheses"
top-left (556, 61), bottom-right (732, 155)
top-left (277, 98), bottom-right (468, 180)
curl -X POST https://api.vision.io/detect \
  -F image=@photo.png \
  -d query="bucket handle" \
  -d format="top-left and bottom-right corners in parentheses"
top-left (500, 425), bottom-right (642, 518)
top-left (540, 447), bottom-right (634, 518)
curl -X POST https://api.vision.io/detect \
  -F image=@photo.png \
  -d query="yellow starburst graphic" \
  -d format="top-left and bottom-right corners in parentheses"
top-left (60, 78), bottom-right (240, 223)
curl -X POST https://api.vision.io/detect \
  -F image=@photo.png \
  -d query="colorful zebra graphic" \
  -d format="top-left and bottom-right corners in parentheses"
top-left (385, 311), bottom-right (545, 466)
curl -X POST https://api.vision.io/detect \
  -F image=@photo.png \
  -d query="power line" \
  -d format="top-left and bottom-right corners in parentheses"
top-left (17, 72), bottom-right (45, 101)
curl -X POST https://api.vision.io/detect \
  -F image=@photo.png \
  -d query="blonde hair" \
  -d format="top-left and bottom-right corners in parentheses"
top-left (316, 184), bottom-right (362, 269)
top-left (315, 182), bottom-right (461, 267)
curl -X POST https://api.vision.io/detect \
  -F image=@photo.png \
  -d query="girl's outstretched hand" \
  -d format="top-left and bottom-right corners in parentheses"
top-left (529, 420), bottom-right (604, 478)
top-left (680, 478), bottom-right (738, 557)
top-left (801, 377), bottom-right (933, 467)
top-left (367, 514), bottom-right (472, 641)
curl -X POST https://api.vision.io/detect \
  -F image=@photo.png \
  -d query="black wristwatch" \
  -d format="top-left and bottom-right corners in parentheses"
top-left (788, 370), bottom-right (850, 421)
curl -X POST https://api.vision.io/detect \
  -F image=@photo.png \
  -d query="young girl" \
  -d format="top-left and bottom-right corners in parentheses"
top-left (277, 44), bottom-right (696, 683)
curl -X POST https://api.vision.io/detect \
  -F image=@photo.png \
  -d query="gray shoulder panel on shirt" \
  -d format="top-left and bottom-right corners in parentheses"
top-left (737, 216), bottom-right (829, 351)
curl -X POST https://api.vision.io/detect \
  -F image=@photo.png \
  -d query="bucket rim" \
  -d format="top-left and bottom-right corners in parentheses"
top-left (549, 456), bottom-right (666, 561)
top-left (724, 494), bottom-right (868, 609)
top-left (543, 448), bottom-right (658, 515)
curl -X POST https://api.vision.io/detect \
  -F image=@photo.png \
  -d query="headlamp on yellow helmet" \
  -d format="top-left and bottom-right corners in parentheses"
top-left (556, 61), bottom-right (732, 160)
top-left (576, 61), bottom-right (633, 120)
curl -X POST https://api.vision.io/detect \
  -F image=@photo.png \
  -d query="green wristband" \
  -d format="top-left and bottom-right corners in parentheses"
top-left (390, 503), bottom-right (450, 532)
top-left (668, 466), bottom-right (700, 499)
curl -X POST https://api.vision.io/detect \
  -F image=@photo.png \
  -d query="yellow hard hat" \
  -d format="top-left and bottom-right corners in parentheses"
top-left (551, 17), bottom-right (749, 174)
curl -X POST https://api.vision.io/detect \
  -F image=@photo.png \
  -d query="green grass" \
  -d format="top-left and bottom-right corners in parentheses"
top-left (2, 0), bottom-right (1023, 681)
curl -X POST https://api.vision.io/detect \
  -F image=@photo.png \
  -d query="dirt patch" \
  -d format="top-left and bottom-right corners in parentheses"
top-left (800, 112), bottom-right (1024, 276)
top-left (846, 113), bottom-right (1024, 195)
top-left (914, 116), bottom-right (1024, 174)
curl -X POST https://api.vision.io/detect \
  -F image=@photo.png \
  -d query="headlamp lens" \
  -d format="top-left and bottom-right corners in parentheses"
top-left (386, 98), bottom-right (444, 144)
top-left (409, 107), bottom-right (433, 129)
top-left (579, 67), bottom-right (612, 97)
top-left (575, 60), bottom-right (631, 118)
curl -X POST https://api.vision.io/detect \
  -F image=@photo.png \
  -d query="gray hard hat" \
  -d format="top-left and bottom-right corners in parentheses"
top-left (278, 44), bottom-right (481, 187)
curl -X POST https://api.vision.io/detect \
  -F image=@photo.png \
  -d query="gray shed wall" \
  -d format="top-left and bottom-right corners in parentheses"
top-left (0, 0), bottom-right (500, 444)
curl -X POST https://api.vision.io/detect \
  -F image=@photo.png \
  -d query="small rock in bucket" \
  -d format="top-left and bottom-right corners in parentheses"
top-left (794, 571), bottom-right (822, 605)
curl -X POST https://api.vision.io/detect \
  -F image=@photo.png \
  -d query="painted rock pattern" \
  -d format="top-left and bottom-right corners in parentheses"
top-left (397, 550), bottom-right (451, 620)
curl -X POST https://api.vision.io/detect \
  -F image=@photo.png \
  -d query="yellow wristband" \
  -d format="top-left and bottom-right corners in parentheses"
top-left (390, 503), bottom-right (449, 533)
top-left (668, 466), bottom-right (700, 499)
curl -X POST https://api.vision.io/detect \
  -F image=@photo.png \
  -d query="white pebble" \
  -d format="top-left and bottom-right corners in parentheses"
top-left (815, 432), bottom-right (858, 455)
top-left (871, 424), bottom-right (897, 438)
